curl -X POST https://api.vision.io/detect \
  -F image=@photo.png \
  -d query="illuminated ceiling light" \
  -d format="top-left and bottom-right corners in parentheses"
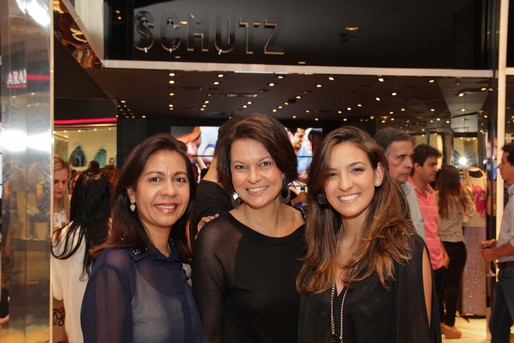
top-left (305, 110), bottom-right (310, 113)
top-left (292, 115), bottom-right (297, 119)
top-left (169, 72), bottom-right (175, 77)
top-left (389, 111), bottom-right (394, 115)
top-left (200, 108), bottom-right (205, 111)
top-left (390, 118), bottom-right (395, 121)
top-left (242, 105), bottom-right (247, 108)
top-left (142, 115), bottom-right (146, 119)
top-left (277, 75), bottom-right (284, 79)
top-left (378, 77), bottom-right (384, 82)
top-left (217, 73), bottom-right (224, 78)
top-left (481, 87), bottom-right (487, 91)
top-left (268, 82), bottom-right (275, 87)
top-left (168, 104), bottom-right (173, 107)
top-left (382, 120), bottom-right (386, 123)
top-left (180, 20), bottom-right (188, 25)
top-left (121, 100), bottom-right (126, 103)
top-left (315, 118), bottom-right (319, 121)
top-left (213, 81), bottom-right (220, 85)
top-left (401, 108), bottom-right (405, 111)
top-left (298, 61), bottom-right (306, 65)
top-left (204, 100), bottom-right (209, 104)
top-left (338, 110), bottom-right (342, 114)
top-left (207, 93), bottom-right (213, 97)
top-left (316, 84), bottom-right (322, 88)
top-left (115, 10), bottom-right (120, 14)
top-left (375, 97), bottom-right (381, 101)
top-left (247, 101), bottom-right (252, 104)
top-left (461, 108), bottom-right (466, 112)
top-left (272, 109), bottom-right (277, 112)
top-left (391, 92), bottom-right (397, 96)
top-left (347, 107), bottom-right (352, 111)
top-left (459, 93), bottom-right (464, 97)
top-left (328, 76), bottom-right (335, 81)
top-left (343, 118), bottom-right (348, 122)
top-left (436, 118), bottom-right (441, 121)
top-left (484, 115), bottom-right (488, 118)
top-left (284, 102), bottom-right (289, 105)
top-left (357, 104), bottom-right (362, 107)
top-left (169, 107), bottom-right (174, 111)
top-left (278, 105), bottom-right (283, 109)
top-left (446, 120), bottom-right (450, 124)
top-left (169, 80), bottom-right (175, 84)
top-left (169, 92), bottom-right (175, 96)
top-left (296, 95), bottom-right (302, 99)
top-left (430, 108), bottom-right (435, 112)
top-left (370, 116), bottom-right (375, 120)
top-left (428, 79), bottom-right (435, 83)
top-left (344, 26), bottom-right (360, 31)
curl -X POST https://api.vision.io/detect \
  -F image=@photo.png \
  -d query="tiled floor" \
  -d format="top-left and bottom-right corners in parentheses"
top-left (442, 315), bottom-right (514, 342)
top-left (445, 316), bottom-right (489, 342)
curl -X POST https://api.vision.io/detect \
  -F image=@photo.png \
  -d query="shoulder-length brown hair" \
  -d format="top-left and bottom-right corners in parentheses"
top-left (216, 113), bottom-right (298, 195)
top-left (437, 165), bottom-right (465, 219)
top-left (297, 126), bottom-right (414, 294)
top-left (92, 133), bottom-right (196, 260)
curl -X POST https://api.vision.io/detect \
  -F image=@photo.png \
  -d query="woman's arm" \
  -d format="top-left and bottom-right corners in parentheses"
top-left (422, 247), bottom-right (432, 326)
top-left (81, 251), bottom-right (133, 343)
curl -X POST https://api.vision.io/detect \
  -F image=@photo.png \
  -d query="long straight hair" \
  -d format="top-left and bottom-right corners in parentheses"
top-left (297, 126), bottom-right (414, 293)
top-left (437, 165), bottom-right (466, 219)
top-left (51, 172), bottom-right (110, 279)
top-left (54, 156), bottom-right (71, 220)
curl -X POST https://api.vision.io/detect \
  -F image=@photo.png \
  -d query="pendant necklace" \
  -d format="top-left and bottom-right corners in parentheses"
top-left (330, 226), bottom-right (357, 343)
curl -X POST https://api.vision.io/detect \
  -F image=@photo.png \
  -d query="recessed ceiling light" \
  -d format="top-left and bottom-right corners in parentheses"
top-left (272, 109), bottom-right (277, 112)
top-left (316, 84), bottom-right (322, 88)
top-left (376, 97), bottom-right (381, 101)
top-left (277, 75), bottom-right (284, 79)
top-left (347, 107), bottom-right (352, 111)
top-left (345, 26), bottom-right (360, 31)
top-left (391, 92), bottom-right (397, 96)
top-left (269, 82), bottom-right (275, 87)
top-left (217, 74), bottom-right (224, 78)
top-left (429, 79), bottom-right (435, 83)
top-left (328, 76), bottom-right (335, 81)
top-left (169, 92), bottom-right (175, 96)
top-left (292, 115), bottom-right (297, 119)
top-left (305, 110), bottom-right (310, 113)
top-left (204, 100), bottom-right (209, 104)
top-left (213, 81), bottom-right (220, 85)
top-left (169, 80), bottom-right (175, 84)
top-left (169, 72), bottom-right (175, 77)
top-left (296, 95), bottom-right (302, 99)
top-left (378, 77), bottom-right (384, 82)
top-left (298, 61), bottom-right (306, 65)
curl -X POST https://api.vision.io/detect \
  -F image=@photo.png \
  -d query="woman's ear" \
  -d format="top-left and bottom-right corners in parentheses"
top-left (374, 163), bottom-right (385, 187)
top-left (127, 188), bottom-right (136, 203)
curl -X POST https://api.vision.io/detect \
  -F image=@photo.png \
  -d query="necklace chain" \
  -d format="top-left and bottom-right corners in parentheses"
top-left (330, 226), bottom-right (357, 343)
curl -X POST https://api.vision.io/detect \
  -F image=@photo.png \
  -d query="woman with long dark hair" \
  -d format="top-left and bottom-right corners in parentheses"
top-left (297, 126), bottom-right (440, 342)
top-left (81, 133), bottom-right (201, 343)
top-left (436, 165), bottom-right (476, 339)
top-left (51, 171), bottom-right (110, 343)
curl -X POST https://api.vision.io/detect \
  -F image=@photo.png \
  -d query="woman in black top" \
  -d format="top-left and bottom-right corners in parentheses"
top-left (296, 127), bottom-right (440, 343)
top-left (192, 114), bottom-right (305, 343)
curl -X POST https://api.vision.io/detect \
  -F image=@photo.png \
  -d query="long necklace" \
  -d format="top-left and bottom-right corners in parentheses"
top-left (330, 227), bottom-right (357, 343)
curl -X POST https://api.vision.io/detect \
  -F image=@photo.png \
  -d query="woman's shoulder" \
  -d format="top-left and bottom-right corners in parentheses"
top-left (94, 247), bottom-right (135, 271)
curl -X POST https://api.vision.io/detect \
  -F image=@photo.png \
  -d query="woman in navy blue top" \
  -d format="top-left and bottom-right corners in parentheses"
top-left (81, 133), bottom-right (201, 343)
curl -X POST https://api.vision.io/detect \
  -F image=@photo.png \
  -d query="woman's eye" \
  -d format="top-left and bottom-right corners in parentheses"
top-left (351, 167), bottom-right (364, 173)
top-left (234, 165), bottom-right (246, 170)
top-left (149, 176), bottom-right (160, 182)
top-left (261, 161), bottom-right (272, 167)
top-left (175, 177), bottom-right (187, 183)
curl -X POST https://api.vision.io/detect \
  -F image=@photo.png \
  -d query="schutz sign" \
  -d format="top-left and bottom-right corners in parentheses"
top-left (105, 0), bottom-right (485, 69)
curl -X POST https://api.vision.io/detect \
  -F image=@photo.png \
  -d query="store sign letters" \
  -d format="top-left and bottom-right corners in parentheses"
top-left (134, 11), bottom-right (285, 56)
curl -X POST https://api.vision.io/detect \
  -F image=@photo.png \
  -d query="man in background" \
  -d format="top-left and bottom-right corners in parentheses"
top-left (374, 127), bottom-right (424, 239)
top-left (481, 142), bottom-right (514, 342)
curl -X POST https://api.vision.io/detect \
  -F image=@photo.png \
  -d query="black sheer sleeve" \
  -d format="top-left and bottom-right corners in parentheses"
top-left (191, 215), bottom-right (241, 343)
top-left (81, 249), bottom-right (136, 343)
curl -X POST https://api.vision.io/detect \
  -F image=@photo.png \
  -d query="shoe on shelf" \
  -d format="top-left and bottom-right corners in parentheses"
top-left (441, 323), bottom-right (462, 339)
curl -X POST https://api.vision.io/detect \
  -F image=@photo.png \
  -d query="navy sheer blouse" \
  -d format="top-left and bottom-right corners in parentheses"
top-left (81, 244), bottom-right (202, 343)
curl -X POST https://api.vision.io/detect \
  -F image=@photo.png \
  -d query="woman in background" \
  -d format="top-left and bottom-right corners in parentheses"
top-left (192, 113), bottom-right (305, 343)
top-left (297, 126), bottom-right (440, 343)
top-left (81, 133), bottom-right (201, 343)
top-left (53, 156), bottom-right (71, 343)
top-left (436, 165), bottom-right (476, 339)
top-left (52, 171), bottom-right (110, 343)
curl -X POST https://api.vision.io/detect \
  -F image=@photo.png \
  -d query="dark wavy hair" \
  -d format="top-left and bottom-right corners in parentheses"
top-left (297, 126), bottom-right (414, 293)
top-left (51, 171), bottom-right (110, 279)
top-left (216, 113), bottom-right (298, 195)
top-left (92, 133), bottom-right (196, 260)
